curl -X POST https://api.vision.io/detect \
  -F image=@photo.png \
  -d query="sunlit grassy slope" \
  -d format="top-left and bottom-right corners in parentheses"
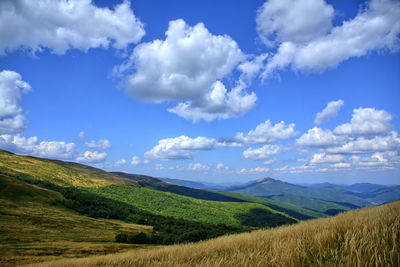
top-left (36, 201), bottom-right (400, 267)
top-left (0, 174), bottom-right (153, 266)
top-left (0, 150), bottom-right (134, 187)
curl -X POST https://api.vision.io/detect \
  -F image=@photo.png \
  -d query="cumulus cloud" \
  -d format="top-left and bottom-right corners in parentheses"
top-left (84, 139), bottom-right (111, 150)
top-left (130, 155), bottom-right (141, 165)
top-left (76, 150), bottom-right (107, 163)
top-left (261, 0), bottom-right (400, 77)
top-left (296, 127), bottom-right (345, 147)
top-left (310, 153), bottom-right (344, 164)
top-left (144, 135), bottom-right (215, 160)
top-left (234, 120), bottom-right (298, 144)
top-left (0, 134), bottom-right (77, 159)
top-left (332, 162), bottom-right (351, 168)
top-left (263, 158), bottom-right (276, 165)
top-left (216, 163), bottom-right (229, 171)
top-left (333, 107), bottom-right (393, 136)
top-left (237, 53), bottom-right (268, 83)
top-left (114, 159), bottom-right (126, 167)
top-left (0, 70), bottom-right (31, 134)
top-left (249, 167), bottom-right (269, 173)
top-left (326, 131), bottom-right (400, 154)
top-left (314, 99), bottom-right (344, 125)
top-left (0, 0), bottom-right (145, 55)
top-left (243, 144), bottom-right (280, 160)
top-left (352, 151), bottom-right (399, 167)
top-left (299, 106), bottom-right (399, 161)
top-left (115, 19), bottom-right (257, 121)
top-left (188, 162), bottom-right (210, 171)
top-left (256, 0), bottom-right (334, 47)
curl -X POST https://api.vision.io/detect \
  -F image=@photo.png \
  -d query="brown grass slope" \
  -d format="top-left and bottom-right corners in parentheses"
top-left (33, 201), bottom-right (400, 267)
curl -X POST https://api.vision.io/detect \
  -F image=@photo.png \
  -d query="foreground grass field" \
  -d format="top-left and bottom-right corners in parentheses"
top-left (33, 201), bottom-right (400, 267)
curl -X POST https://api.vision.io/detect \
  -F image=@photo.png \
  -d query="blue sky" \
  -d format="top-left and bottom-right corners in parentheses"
top-left (0, 0), bottom-right (399, 185)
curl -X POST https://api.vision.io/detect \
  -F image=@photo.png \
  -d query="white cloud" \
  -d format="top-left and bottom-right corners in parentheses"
top-left (296, 127), bottom-right (345, 147)
top-left (0, 0), bottom-right (145, 55)
top-left (154, 163), bottom-right (164, 170)
top-left (353, 152), bottom-right (398, 167)
top-left (332, 162), bottom-right (350, 168)
top-left (77, 150), bottom-right (107, 163)
top-left (216, 163), bottom-right (229, 171)
top-left (78, 131), bottom-right (85, 140)
top-left (263, 158), bottom-right (276, 165)
top-left (238, 168), bottom-right (248, 174)
top-left (114, 159), bottom-right (126, 167)
top-left (262, 0), bottom-right (400, 77)
top-left (167, 81), bottom-right (256, 122)
top-left (256, 0), bottom-right (334, 47)
top-left (314, 99), bottom-right (344, 125)
top-left (310, 153), bottom-right (344, 164)
top-left (130, 155), bottom-right (141, 165)
top-left (233, 120), bottom-right (298, 144)
top-left (249, 167), bottom-right (269, 173)
top-left (0, 70), bottom-right (31, 134)
top-left (333, 107), bottom-right (393, 136)
top-left (0, 134), bottom-right (77, 159)
top-left (237, 53), bottom-right (268, 83)
top-left (144, 135), bottom-right (215, 160)
top-left (215, 141), bottom-right (243, 148)
top-left (84, 139), bottom-right (111, 150)
top-left (188, 162), bottom-right (210, 171)
top-left (115, 19), bottom-right (257, 122)
top-left (326, 131), bottom-right (400, 154)
top-left (243, 144), bottom-right (280, 160)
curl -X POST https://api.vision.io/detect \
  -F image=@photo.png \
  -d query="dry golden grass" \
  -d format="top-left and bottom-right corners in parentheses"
top-left (31, 201), bottom-right (400, 267)
top-left (0, 150), bottom-right (135, 188)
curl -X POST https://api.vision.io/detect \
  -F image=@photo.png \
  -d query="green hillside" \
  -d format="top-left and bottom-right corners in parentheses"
top-left (86, 184), bottom-right (296, 227)
top-left (111, 172), bottom-right (243, 202)
top-left (0, 174), bottom-right (154, 266)
top-left (111, 172), bottom-right (329, 221)
top-left (268, 193), bottom-right (349, 215)
top-left (0, 150), bottom-right (296, 228)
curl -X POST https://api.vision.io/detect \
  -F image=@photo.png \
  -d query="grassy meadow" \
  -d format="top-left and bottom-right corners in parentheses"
top-left (31, 201), bottom-right (400, 267)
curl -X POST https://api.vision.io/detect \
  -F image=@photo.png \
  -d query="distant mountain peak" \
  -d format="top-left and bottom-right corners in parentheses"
top-left (256, 177), bottom-right (281, 184)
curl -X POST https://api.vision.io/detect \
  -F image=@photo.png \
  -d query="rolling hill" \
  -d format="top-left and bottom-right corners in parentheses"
top-left (2, 149), bottom-right (397, 265)
top-left (0, 149), bottom-right (305, 265)
top-left (32, 201), bottom-right (400, 267)
top-left (0, 150), bottom-right (297, 228)
top-left (0, 173), bottom-right (154, 266)
top-left (226, 177), bottom-right (400, 210)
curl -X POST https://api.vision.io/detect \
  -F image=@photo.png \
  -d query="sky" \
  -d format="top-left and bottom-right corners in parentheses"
top-left (0, 0), bottom-right (399, 185)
